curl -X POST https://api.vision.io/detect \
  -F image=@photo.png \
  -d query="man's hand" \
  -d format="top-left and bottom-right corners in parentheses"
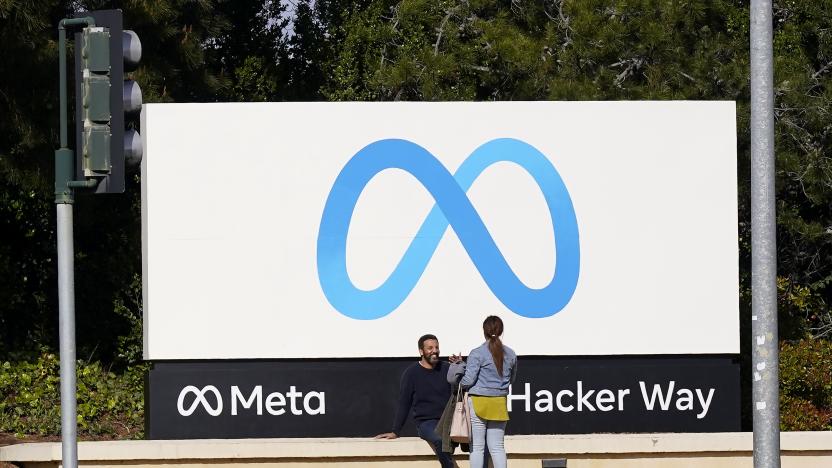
top-left (448, 353), bottom-right (463, 364)
top-left (374, 432), bottom-right (399, 439)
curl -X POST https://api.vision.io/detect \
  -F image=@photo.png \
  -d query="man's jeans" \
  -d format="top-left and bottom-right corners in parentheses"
top-left (416, 419), bottom-right (455, 468)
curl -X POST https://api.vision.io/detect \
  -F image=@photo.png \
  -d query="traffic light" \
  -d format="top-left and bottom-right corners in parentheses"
top-left (74, 9), bottom-right (142, 194)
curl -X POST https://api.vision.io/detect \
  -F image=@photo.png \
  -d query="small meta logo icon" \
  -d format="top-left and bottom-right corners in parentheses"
top-left (178, 385), bottom-right (223, 416)
top-left (316, 138), bottom-right (580, 320)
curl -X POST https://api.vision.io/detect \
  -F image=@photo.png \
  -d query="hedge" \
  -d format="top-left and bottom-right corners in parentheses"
top-left (0, 353), bottom-right (144, 439)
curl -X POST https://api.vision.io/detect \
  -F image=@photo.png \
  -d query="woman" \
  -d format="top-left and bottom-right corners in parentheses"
top-left (448, 315), bottom-right (517, 468)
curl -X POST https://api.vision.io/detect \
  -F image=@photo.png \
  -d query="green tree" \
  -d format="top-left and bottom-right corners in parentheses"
top-left (0, 0), bottom-right (230, 362)
top-left (770, 1), bottom-right (832, 340)
top-left (278, 0), bottom-right (330, 100)
top-left (207, 0), bottom-right (286, 101)
top-left (0, 0), bottom-right (72, 358)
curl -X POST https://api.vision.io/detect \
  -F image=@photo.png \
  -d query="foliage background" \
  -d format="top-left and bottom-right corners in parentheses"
top-left (0, 0), bottom-right (830, 437)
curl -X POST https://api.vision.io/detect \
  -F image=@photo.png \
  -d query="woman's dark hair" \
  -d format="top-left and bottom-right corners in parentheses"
top-left (483, 315), bottom-right (504, 375)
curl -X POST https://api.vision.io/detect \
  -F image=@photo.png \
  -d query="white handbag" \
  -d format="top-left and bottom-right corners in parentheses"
top-left (449, 385), bottom-right (471, 443)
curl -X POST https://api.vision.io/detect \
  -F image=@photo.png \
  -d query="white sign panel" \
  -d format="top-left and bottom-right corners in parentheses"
top-left (142, 101), bottom-right (738, 359)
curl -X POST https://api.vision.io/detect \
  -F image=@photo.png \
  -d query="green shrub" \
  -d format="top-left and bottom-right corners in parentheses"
top-left (0, 352), bottom-right (145, 439)
top-left (780, 338), bottom-right (832, 431)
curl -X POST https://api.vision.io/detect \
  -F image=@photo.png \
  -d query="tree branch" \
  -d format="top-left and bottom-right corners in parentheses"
top-left (811, 60), bottom-right (832, 80)
top-left (434, 8), bottom-right (456, 57)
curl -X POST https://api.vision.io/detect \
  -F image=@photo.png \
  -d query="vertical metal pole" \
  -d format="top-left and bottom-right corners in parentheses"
top-left (57, 204), bottom-right (78, 468)
top-left (750, 1), bottom-right (780, 467)
top-left (55, 18), bottom-right (92, 468)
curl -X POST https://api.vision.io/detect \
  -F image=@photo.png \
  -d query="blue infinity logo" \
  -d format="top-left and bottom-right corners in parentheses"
top-left (317, 138), bottom-right (580, 320)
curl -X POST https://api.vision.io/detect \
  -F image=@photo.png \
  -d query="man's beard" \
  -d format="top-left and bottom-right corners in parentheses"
top-left (424, 352), bottom-right (439, 364)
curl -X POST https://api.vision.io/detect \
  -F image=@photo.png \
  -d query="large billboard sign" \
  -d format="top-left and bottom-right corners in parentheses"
top-left (147, 357), bottom-right (739, 438)
top-left (142, 102), bottom-right (740, 437)
top-left (142, 101), bottom-right (738, 360)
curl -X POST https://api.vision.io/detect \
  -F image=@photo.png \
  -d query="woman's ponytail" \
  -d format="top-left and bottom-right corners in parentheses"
top-left (483, 315), bottom-right (505, 376)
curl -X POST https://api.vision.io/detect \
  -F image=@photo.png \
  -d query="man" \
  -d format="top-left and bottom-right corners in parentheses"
top-left (375, 334), bottom-right (461, 468)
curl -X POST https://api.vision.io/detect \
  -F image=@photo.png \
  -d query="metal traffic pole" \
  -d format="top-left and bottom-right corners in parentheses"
top-left (750, 0), bottom-right (780, 467)
top-left (55, 17), bottom-right (97, 468)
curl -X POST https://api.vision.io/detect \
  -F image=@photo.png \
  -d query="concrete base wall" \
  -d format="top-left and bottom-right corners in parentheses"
top-left (2, 432), bottom-right (830, 468)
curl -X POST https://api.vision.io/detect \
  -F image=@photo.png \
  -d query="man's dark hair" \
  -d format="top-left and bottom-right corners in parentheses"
top-left (418, 334), bottom-right (438, 350)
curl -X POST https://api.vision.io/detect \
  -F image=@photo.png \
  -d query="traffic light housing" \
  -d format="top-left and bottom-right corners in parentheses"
top-left (74, 9), bottom-right (142, 194)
